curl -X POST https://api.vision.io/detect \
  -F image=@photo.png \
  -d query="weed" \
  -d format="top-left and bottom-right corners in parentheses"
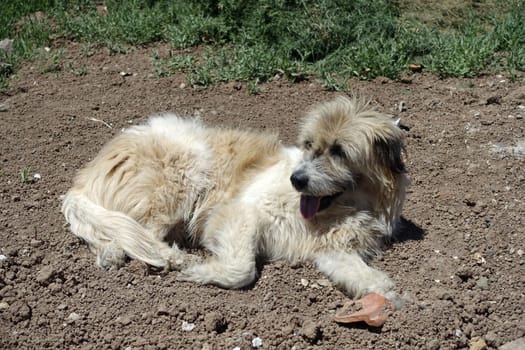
top-left (19, 167), bottom-right (33, 184)
top-left (1, 0), bottom-right (525, 90)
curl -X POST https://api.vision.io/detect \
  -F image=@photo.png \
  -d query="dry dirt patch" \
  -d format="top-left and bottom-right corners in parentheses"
top-left (1, 42), bottom-right (524, 349)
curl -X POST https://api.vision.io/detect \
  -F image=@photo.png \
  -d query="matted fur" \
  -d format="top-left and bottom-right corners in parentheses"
top-left (62, 96), bottom-right (409, 299)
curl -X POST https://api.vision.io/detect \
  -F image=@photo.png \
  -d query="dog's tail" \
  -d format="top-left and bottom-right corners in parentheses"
top-left (62, 190), bottom-right (174, 268)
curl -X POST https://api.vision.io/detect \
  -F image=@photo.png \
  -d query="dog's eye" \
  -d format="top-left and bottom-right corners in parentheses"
top-left (304, 140), bottom-right (313, 150)
top-left (329, 144), bottom-right (345, 158)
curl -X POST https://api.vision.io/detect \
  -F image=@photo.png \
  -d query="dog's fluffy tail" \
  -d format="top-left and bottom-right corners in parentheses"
top-left (62, 191), bottom-right (173, 268)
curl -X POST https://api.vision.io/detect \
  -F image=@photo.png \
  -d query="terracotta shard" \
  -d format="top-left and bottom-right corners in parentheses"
top-left (334, 292), bottom-right (395, 327)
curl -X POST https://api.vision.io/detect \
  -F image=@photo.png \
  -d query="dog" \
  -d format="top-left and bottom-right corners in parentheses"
top-left (62, 96), bottom-right (408, 303)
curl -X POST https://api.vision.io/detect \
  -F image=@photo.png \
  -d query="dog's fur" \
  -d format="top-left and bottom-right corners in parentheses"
top-left (62, 96), bottom-right (408, 299)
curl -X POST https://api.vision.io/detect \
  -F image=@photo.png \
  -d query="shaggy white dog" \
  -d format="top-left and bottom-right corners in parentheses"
top-left (62, 96), bottom-right (408, 317)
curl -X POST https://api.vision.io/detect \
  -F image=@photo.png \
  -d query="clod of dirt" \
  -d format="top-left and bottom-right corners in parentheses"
top-left (300, 318), bottom-right (322, 344)
top-left (156, 303), bottom-right (170, 316)
top-left (203, 311), bottom-right (227, 333)
top-left (35, 265), bottom-right (55, 284)
top-left (486, 95), bottom-right (502, 105)
top-left (334, 292), bottom-right (394, 327)
top-left (484, 331), bottom-right (501, 347)
top-left (427, 339), bottom-right (440, 350)
top-left (456, 268), bottom-right (474, 282)
top-left (9, 301), bottom-right (31, 323)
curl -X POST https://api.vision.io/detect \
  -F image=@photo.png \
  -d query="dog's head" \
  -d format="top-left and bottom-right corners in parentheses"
top-left (291, 96), bottom-right (406, 220)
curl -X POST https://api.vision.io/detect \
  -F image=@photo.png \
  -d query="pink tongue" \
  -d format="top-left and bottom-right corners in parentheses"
top-left (300, 195), bottom-right (321, 219)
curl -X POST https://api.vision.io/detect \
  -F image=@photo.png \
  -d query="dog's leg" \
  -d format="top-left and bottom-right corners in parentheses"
top-left (314, 251), bottom-right (395, 299)
top-left (177, 204), bottom-right (258, 289)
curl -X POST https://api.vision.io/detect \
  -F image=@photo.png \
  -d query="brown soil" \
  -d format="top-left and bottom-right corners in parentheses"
top-left (1, 41), bottom-right (524, 350)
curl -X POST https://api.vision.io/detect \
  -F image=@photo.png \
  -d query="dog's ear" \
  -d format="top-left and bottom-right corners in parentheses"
top-left (375, 136), bottom-right (405, 173)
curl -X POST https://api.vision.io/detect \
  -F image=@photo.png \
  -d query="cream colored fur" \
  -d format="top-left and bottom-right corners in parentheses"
top-left (62, 96), bottom-right (408, 299)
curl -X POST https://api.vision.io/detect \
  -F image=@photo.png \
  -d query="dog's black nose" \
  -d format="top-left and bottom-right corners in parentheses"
top-left (290, 172), bottom-right (309, 190)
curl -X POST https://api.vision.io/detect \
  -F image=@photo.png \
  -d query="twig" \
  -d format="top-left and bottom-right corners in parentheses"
top-left (86, 116), bottom-right (112, 129)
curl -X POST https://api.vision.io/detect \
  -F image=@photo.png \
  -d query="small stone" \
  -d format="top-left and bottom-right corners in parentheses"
top-left (156, 303), bottom-right (169, 316)
top-left (315, 278), bottom-right (331, 287)
top-left (36, 265), bottom-right (55, 284)
top-left (67, 312), bottom-right (81, 323)
top-left (115, 316), bottom-right (132, 326)
top-left (476, 277), bottom-right (490, 290)
top-left (469, 336), bottom-right (487, 350)
top-left (181, 321), bottom-right (195, 332)
top-left (0, 38), bottom-right (14, 54)
top-left (300, 279), bottom-right (309, 287)
top-left (300, 319), bottom-right (321, 344)
top-left (30, 239), bottom-right (43, 247)
top-left (427, 339), bottom-right (440, 350)
top-left (484, 331), bottom-right (500, 347)
top-left (0, 103), bottom-right (9, 112)
top-left (0, 301), bottom-right (9, 310)
top-left (251, 337), bottom-right (263, 348)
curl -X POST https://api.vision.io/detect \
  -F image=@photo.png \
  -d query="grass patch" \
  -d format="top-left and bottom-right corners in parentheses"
top-left (1, 0), bottom-right (524, 90)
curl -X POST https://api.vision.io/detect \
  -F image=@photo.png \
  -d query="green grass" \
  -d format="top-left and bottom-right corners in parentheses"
top-left (1, 0), bottom-right (524, 90)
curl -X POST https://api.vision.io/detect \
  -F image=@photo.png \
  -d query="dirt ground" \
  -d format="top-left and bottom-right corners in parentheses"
top-left (1, 41), bottom-right (524, 350)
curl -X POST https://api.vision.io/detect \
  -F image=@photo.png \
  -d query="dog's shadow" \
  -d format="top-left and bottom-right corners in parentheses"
top-left (391, 216), bottom-right (425, 244)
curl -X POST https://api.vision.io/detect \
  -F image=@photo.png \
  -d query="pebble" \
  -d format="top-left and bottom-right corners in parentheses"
top-left (115, 316), bottom-right (132, 326)
top-left (67, 312), bottom-right (81, 323)
top-left (36, 265), bottom-right (55, 284)
top-left (300, 279), bottom-right (309, 287)
top-left (315, 278), bottom-right (331, 287)
top-left (156, 303), bottom-right (169, 316)
top-left (252, 337), bottom-right (263, 348)
top-left (0, 301), bottom-right (9, 310)
top-left (484, 330), bottom-right (500, 347)
top-left (469, 336), bottom-right (487, 350)
top-left (0, 38), bottom-right (14, 53)
top-left (476, 277), bottom-right (490, 290)
top-left (181, 321), bottom-right (195, 332)
top-left (30, 239), bottom-right (43, 248)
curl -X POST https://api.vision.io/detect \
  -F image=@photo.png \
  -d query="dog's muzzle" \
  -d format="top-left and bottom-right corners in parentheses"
top-left (290, 171), bottom-right (309, 191)
top-left (290, 170), bottom-right (342, 219)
